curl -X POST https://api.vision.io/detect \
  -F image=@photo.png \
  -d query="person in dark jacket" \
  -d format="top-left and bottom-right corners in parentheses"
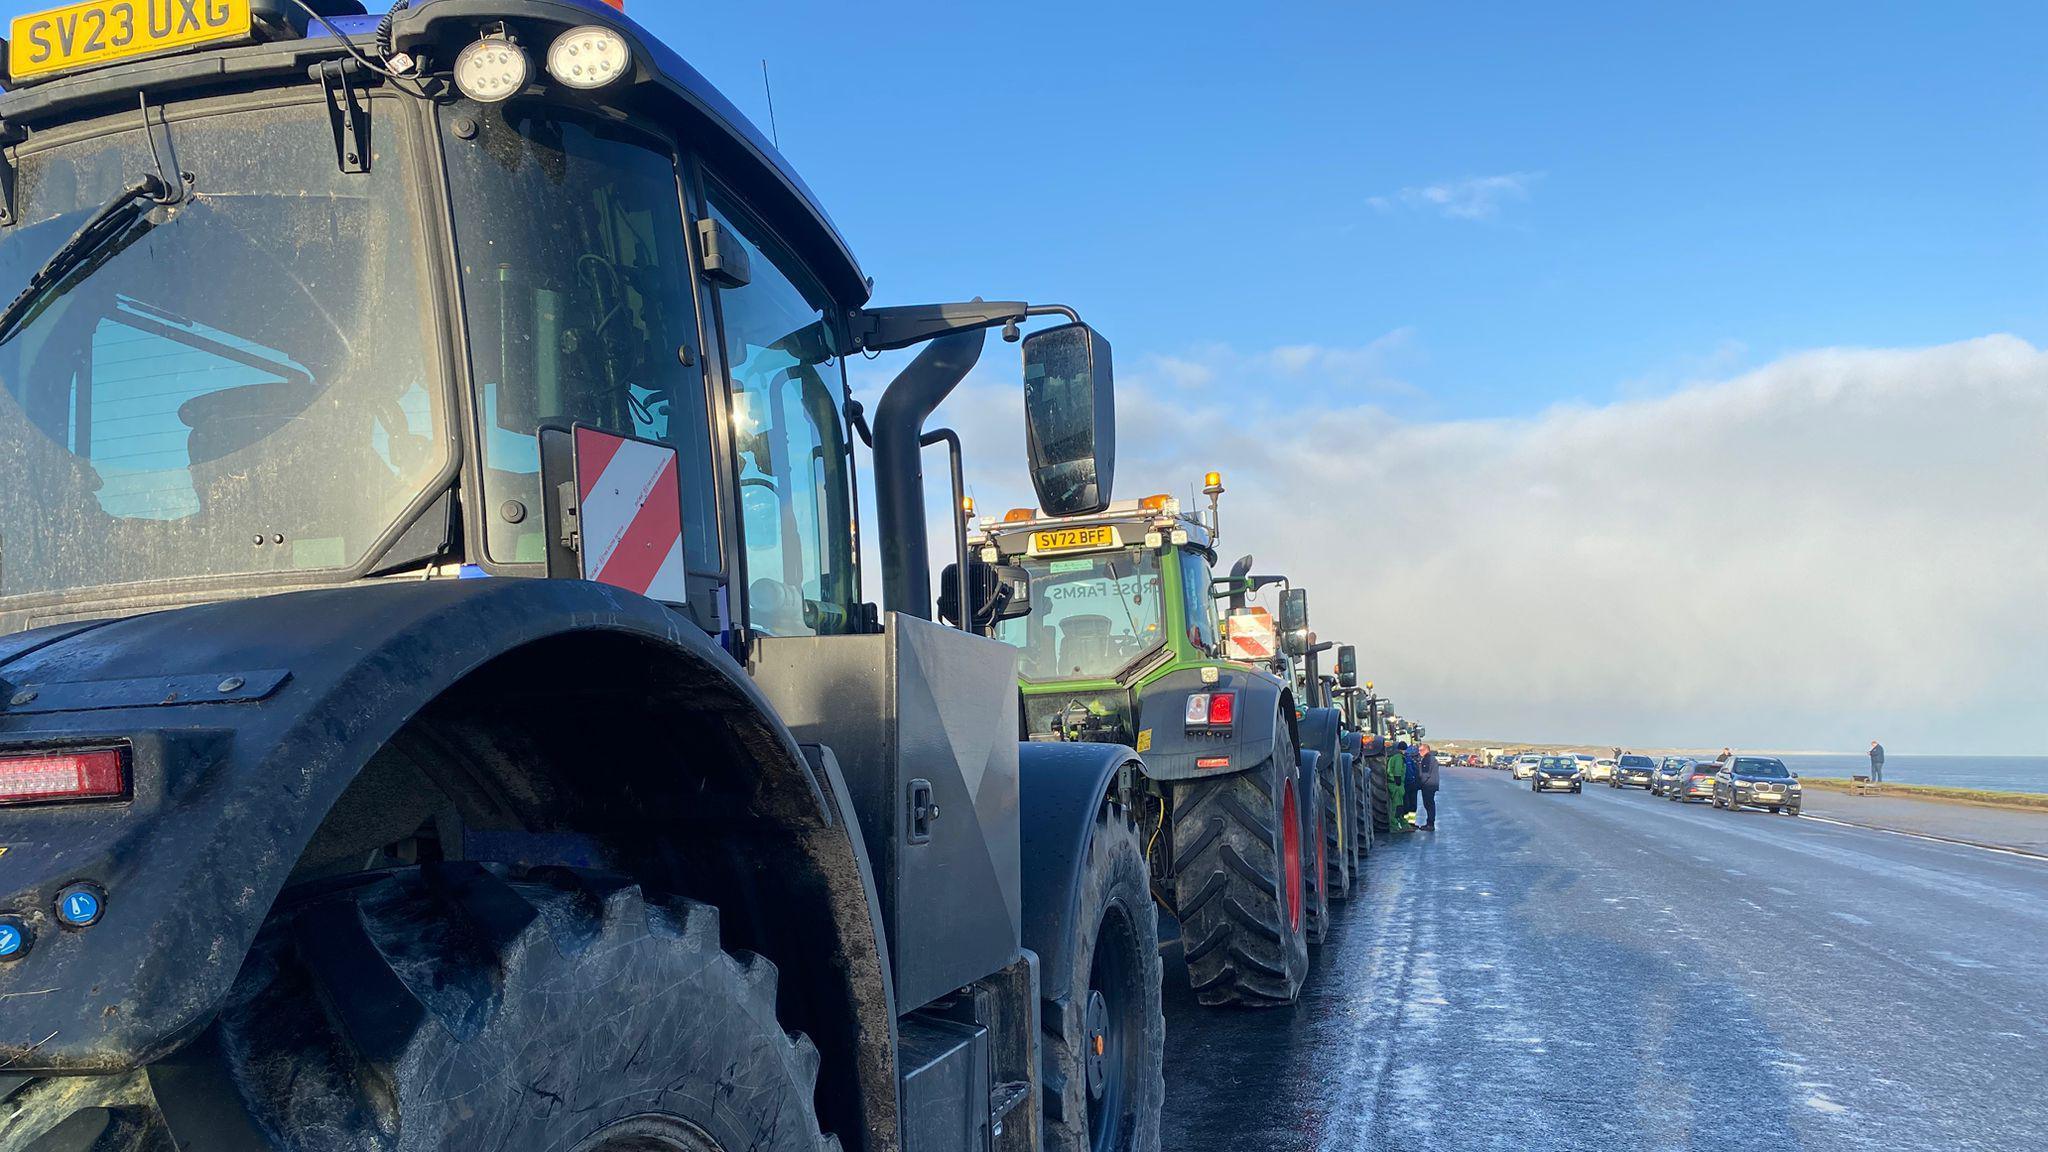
top-left (1397, 742), bottom-right (1419, 823)
top-left (1869, 740), bottom-right (1886, 785)
top-left (1417, 744), bottom-right (1442, 831)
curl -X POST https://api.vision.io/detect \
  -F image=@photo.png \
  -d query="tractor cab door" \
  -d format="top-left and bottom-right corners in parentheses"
top-left (443, 101), bottom-right (729, 631)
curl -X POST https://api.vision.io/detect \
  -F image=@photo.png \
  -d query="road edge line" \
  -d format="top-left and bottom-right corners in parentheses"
top-left (1795, 811), bottom-right (2048, 862)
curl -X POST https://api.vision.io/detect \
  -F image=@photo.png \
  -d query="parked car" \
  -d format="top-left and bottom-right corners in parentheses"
top-left (1713, 756), bottom-right (1803, 814)
top-left (1650, 756), bottom-right (1692, 796)
top-left (1611, 754), bottom-right (1657, 789)
top-left (1512, 754), bottom-right (1542, 780)
top-left (1532, 755), bottom-right (1583, 794)
top-left (1667, 760), bottom-right (1718, 803)
top-left (1588, 757), bottom-right (1618, 783)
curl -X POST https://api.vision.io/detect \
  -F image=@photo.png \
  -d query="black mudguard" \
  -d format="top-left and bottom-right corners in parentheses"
top-left (1297, 707), bottom-right (1342, 778)
top-left (1129, 664), bottom-right (1288, 782)
top-left (1017, 741), bottom-right (1141, 1006)
top-left (0, 579), bottom-right (875, 1075)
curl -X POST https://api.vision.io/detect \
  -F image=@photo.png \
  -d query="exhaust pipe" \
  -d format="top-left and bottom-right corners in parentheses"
top-left (873, 328), bottom-right (987, 619)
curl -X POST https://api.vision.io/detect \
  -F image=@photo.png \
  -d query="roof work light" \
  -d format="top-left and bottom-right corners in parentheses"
top-left (454, 31), bottom-right (530, 103)
top-left (547, 26), bottom-right (632, 90)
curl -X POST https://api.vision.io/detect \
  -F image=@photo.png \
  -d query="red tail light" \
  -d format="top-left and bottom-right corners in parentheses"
top-left (0, 748), bottom-right (128, 806)
top-left (1207, 692), bottom-right (1235, 726)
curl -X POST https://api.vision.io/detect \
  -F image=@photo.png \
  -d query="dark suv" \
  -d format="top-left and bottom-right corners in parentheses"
top-left (1713, 756), bottom-right (1803, 815)
top-left (1611, 754), bottom-right (1657, 789)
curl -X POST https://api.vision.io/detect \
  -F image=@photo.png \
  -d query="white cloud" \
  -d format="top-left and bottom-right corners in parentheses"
top-left (913, 334), bottom-right (2048, 754)
top-left (1368, 172), bottom-right (1544, 221)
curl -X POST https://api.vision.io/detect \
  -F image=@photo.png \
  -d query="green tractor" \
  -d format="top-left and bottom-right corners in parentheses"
top-left (1317, 643), bottom-right (1377, 891)
top-left (970, 484), bottom-right (1338, 1005)
top-left (1275, 626), bottom-right (1371, 916)
top-left (1335, 663), bottom-right (1403, 840)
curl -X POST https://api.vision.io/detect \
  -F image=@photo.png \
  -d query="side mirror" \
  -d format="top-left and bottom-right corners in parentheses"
top-left (938, 560), bottom-right (1031, 632)
top-left (1022, 322), bottom-right (1115, 516)
top-left (1279, 587), bottom-right (1309, 633)
top-left (1279, 587), bottom-right (1309, 655)
top-left (1336, 644), bottom-right (1358, 688)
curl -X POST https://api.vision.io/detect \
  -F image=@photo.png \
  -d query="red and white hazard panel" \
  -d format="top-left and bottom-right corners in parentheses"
top-left (574, 426), bottom-right (687, 603)
top-left (1224, 607), bottom-right (1277, 662)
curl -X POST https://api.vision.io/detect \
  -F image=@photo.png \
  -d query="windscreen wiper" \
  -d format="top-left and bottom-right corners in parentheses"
top-left (0, 173), bottom-right (180, 348)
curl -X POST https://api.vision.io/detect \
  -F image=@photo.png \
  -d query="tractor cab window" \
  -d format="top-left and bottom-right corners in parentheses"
top-left (0, 99), bottom-right (445, 601)
top-left (443, 103), bottom-right (715, 572)
top-left (1178, 550), bottom-right (1219, 654)
top-left (995, 549), bottom-right (1165, 681)
top-left (702, 189), bottom-right (854, 637)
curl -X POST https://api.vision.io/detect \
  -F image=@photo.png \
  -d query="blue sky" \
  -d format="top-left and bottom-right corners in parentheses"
top-left (4, 0), bottom-right (2034, 413)
top-left (658, 1), bottom-right (2048, 420)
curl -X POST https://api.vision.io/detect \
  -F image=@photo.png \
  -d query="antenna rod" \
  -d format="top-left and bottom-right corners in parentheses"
top-left (761, 59), bottom-right (781, 149)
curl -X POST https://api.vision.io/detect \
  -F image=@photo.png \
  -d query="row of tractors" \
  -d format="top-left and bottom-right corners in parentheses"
top-left (964, 479), bottom-right (1420, 1019)
top-left (0, 4), bottom-right (1421, 1152)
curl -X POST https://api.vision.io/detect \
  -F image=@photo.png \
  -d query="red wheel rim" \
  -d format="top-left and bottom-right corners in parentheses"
top-left (1281, 780), bottom-right (1303, 932)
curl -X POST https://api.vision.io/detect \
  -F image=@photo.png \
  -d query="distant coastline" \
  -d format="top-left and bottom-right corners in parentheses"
top-left (1435, 743), bottom-right (2048, 798)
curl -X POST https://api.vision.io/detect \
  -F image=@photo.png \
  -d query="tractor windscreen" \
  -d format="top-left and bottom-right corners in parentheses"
top-left (995, 548), bottom-right (1164, 681)
top-left (0, 99), bottom-right (444, 601)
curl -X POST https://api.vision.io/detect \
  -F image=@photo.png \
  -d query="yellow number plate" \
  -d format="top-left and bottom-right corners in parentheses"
top-left (1030, 525), bottom-right (1119, 555)
top-left (9, 0), bottom-right (252, 83)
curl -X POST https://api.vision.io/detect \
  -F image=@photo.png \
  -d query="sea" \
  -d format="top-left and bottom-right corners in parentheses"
top-left (1774, 754), bottom-right (2048, 795)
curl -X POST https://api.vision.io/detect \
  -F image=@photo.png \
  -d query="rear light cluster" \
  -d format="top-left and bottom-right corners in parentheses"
top-left (0, 748), bottom-right (128, 807)
top-left (1183, 692), bottom-right (1236, 729)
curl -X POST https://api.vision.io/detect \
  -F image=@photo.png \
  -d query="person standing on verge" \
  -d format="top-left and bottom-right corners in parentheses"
top-left (1418, 744), bottom-right (1442, 831)
top-left (1869, 740), bottom-right (1885, 785)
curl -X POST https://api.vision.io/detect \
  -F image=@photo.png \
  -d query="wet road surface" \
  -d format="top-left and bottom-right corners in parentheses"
top-left (1159, 765), bottom-right (2048, 1151)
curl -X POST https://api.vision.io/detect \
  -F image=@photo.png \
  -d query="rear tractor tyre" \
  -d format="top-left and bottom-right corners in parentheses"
top-left (0, 863), bottom-right (838, 1152)
top-left (1301, 754), bottom-right (1331, 946)
top-left (1348, 755), bottom-right (1371, 883)
top-left (1321, 752), bottom-right (1352, 903)
top-left (1370, 760), bottom-right (1393, 835)
top-left (1043, 799), bottom-right (1165, 1152)
top-left (1171, 737), bottom-right (1311, 1008)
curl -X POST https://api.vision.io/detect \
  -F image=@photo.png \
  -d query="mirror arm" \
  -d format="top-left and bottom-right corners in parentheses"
top-left (849, 300), bottom-right (1084, 353)
top-left (921, 427), bottom-right (971, 633)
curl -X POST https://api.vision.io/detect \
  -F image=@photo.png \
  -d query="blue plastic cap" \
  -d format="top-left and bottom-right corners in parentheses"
top-left (0, 919), bottom-right (27, 959)
top-left (56, 885), bottom-right (103, 928)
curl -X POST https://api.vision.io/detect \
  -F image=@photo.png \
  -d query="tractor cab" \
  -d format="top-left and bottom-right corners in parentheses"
top-left (972, 492), bottom-right (1233, 743)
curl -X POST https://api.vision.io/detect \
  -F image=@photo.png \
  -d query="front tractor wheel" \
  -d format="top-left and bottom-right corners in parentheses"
top-left (1043, 799), bottom-right (1165, 1152)
top-left (1370, 760), bottom-right (1393, 835)
top-left (1171, 738), bottom-right (1311, 1007)
top-left (0, 864), bottom-right (842, 1152)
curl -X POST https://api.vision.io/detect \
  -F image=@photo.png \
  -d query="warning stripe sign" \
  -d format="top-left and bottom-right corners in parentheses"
top-left (575, 426), bottom-right (687, 602)
top-left (1225, 607), bottom-right (1276, 662)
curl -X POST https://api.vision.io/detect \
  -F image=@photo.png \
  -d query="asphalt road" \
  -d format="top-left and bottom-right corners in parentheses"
top-left (1159, 765), bottom-right (2048, 1151)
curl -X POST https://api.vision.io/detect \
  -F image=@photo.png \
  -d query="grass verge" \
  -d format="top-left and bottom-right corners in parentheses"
top-left (1797, 777), bottom-right (2048, 812)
